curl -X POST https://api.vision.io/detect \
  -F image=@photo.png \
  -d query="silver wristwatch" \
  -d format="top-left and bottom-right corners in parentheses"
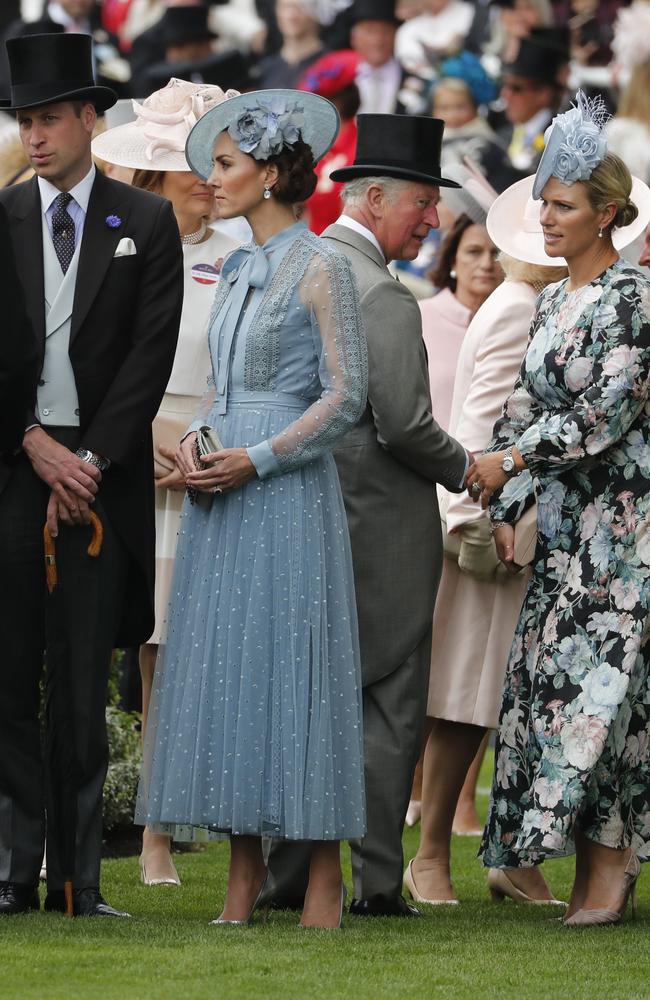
top-left (76, 447), bottom-right (110, 471)
top-left (501, 448), bottom-right (517, 478)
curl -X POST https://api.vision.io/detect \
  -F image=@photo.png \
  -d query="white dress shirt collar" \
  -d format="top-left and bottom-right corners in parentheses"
top-left (38, 164), bottom-right (96, 216)
top-left (335, 214), bottom-right (386, 262)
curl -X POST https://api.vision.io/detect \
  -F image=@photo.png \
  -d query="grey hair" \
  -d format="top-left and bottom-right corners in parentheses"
top-left (341, 176), bottom-right (411, 207)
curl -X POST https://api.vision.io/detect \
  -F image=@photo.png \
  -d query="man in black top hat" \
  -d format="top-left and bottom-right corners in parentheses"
top-left (1, 1), bottom-right (131, 98)
top-left (489, 28), bottom-right (569, 190)
top-left (0, 32), bottom-right (182, 918)
top-left (263, 113), bottom-right (471, 918)
top-left (350, 0), bottom-right (415, 115)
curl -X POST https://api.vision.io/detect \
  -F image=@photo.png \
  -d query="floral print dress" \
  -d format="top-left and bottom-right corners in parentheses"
top-left (480, 259), bottom-right (650, 868)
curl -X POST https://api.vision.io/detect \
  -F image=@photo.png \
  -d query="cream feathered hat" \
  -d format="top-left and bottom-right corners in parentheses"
top-left (92, 77), bottom-right (240, 172)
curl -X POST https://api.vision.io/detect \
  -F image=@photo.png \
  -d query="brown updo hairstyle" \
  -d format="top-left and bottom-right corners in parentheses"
top-left (266, 138), bottom-right (317, 204)
top-left (581, 152), bottom-right (638, 234)
top-left (428, 212), bottom-right (473, 292)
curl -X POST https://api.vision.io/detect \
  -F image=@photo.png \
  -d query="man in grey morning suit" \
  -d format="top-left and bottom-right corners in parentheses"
top-left (263, 114), bottom-right (471, 917)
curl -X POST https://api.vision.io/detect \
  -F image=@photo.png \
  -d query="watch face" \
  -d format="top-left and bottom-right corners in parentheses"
top-left (503, 456), bottom-right (515, 473)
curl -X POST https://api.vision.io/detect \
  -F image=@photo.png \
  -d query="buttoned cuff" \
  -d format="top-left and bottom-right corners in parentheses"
top-left (247, 440), bottom-right (281, 480)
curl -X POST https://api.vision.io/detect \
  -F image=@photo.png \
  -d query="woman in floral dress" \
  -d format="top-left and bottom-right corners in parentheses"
top-left (467, 92), bottom-right (650, 926)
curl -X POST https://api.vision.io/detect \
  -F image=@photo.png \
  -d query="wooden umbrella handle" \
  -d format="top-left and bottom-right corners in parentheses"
top-left (43, 510), bottom-right (104, 593)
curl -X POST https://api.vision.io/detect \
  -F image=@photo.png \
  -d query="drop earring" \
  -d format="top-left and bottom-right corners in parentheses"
top-left (264, 185), bottom-right (272, 200)
top-left (598, 227), bottom-right (603, 238)
top-left (450, 268), bottom-right (457, 278)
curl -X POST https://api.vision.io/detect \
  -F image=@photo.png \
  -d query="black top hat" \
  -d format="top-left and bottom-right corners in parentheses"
top-left (351, 0), bottom-right (402, 26)
top-left (160, 6), bottom-right (217, 48)
top-left (330, 114), bottom-right (461, 187)
top-left (4, 33), bottom-right (117, 112)
top-left (142, 49), bottom-right (249, 96)
top-left (503, 28), bottom-right (570, 83)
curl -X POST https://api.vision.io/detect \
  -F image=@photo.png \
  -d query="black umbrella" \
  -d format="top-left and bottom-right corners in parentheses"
top-left (43, 513), bottom-right (104, 918)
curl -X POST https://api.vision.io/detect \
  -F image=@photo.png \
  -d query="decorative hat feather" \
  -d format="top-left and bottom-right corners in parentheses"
top-left (532, 90), bottom-right (609, 200)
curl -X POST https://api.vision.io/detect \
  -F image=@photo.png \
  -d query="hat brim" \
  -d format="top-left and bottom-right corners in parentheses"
top-left (92, 120), bottom-right (190, 171)
top-left (329, 163), bottom-right (461, 188)
top-left (185, 89), bottom-right (340, 180)
top-left (487, 173), bottom-right (650, 266)
top-left (6, 85), bottom-right (117, 114)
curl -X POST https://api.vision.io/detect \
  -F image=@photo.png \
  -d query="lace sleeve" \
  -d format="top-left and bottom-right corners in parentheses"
top-left (247, 247), bottom-right (368, 477)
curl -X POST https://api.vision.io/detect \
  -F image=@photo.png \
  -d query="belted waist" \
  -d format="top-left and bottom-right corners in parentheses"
top-left (223, 391), bottom-right (311, 412)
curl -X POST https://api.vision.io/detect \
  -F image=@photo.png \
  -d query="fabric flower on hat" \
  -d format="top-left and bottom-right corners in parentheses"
top-left (533, 90), bottom-right (609, 198)
top-left (228, 97), bottom-right (305, 160)
top-left (133, 78), bottom-right (240, 162)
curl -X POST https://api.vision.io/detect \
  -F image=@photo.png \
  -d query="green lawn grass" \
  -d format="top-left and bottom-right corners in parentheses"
top-left (2, 755), bottom-right (649, 1000)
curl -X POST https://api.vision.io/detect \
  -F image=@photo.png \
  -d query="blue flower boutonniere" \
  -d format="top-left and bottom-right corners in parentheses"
top-left (105, 214), bottom-right (122, 229)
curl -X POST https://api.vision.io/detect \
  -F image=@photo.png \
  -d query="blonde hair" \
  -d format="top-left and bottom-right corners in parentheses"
top-left (617, 62), bottom-right (650, 126)
top-left (433, 77), bottom-right (476, 109)
top-left (581, 152), bottom-right (638, 232)
top-left (498, 253), bottom-right (568, 289)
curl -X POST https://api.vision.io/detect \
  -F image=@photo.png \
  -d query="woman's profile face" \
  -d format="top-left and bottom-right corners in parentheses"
top-left (207, 131), bottom-right (268, 219)
top-left (453, 223), bottom-right (502, 301)
top-left (160, 170), bottom-right (214, 224)
top-left (539, 176), bottom-right (611, 260)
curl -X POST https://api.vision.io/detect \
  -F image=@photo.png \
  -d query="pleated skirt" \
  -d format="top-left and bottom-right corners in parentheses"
top-left (136, 397), bottom-right (366, 840)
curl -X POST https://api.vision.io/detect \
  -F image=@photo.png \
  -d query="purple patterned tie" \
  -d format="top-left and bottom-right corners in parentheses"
top-left (51, 192), bottom-right (75, 274)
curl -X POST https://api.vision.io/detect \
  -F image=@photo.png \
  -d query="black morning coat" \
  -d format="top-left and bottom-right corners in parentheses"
top-left (0, 169), bottom-right (184, 646)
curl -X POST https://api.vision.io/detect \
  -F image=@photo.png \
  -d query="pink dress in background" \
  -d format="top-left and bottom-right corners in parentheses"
top-left (419, 287), bottom-right (472, 431)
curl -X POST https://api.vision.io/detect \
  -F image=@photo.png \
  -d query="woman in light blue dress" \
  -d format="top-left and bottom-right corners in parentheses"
top-left (136, 90), bottom-right (368, 929)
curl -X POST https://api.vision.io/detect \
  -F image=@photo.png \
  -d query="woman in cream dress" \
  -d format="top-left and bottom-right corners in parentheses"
top-left (92, 78), bottom-right (240, 885)
top-left (404, 176), bottom-right (568, 906)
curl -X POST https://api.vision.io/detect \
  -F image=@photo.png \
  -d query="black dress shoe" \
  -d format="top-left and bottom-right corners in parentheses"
top-left (0, 881), bottom-right (39, 915)
top-left (349, 894), bottom-right (421, 917)
top-left (44, 887), bottom-right (131, 918)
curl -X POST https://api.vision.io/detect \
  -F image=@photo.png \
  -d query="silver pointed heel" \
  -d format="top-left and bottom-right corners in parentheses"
top-left (487, 868), bottom-right (566, 906)
top-left (210, 872), bottom-right (270, 926)
top-left (139, 854), bottom-right (181, 887)
top-left (563, 852), bottom-right (640, 927)
top-left (403, 860), bottom-right (459, 906)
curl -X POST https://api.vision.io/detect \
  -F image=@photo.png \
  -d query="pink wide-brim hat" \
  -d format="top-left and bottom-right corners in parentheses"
top-left (487, 174), bottom-right (650, 266)
top-left (92, 77), bottom-right (240, 172)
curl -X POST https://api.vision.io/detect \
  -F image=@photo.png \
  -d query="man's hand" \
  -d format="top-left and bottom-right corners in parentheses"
top-left (46, 490), bottom-right (92, 537)
top-left (23, 427), bottom-right (101, 503)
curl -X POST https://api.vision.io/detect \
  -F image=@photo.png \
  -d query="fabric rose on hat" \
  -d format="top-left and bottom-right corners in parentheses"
top-left (229, 97), bottom-right (305, 160)
top-left (133, 78), bottom-right (241, 162)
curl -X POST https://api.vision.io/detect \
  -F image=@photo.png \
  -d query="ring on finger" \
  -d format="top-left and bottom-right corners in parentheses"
top-left (471, 482), bottom-right (481, 498)
top-left (212, 486), bottom-right (223, 494)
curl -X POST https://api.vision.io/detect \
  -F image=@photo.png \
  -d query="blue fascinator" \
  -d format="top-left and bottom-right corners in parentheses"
top-left (186, 88), bottom-right (340, 180)
top-left (532, 90), bottom-right (609, 200)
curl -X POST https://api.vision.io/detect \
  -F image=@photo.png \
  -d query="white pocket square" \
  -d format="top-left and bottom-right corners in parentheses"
top-left (114, 237), bottom-right (137, 257)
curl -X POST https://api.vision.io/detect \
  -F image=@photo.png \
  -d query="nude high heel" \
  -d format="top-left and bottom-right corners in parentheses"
top-left (563, 852), bottom-right (640, 927)
top-left (210, 872), bottom-right (270, 926)
top-left (403, 860), bottom-right (459, 905)
top-left (299, 883), bottom-right (347, 929)
top-left (139, 854), bottom-right (181, 886)
top-left (488, 868), bottom-right (566, 906)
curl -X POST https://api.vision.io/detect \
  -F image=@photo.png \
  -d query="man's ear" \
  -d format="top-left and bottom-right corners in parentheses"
top-left (81, 102), bottom-right (97, 134)
top-left (365, 183), bottom-right (387, 220)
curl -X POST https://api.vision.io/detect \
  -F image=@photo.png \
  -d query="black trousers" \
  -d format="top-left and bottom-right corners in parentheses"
top-left (0, 429), bottom-right (127, 890)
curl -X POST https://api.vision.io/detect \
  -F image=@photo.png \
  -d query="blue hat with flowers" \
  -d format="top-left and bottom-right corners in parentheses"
top-left (185, 88), bottom-right (340, 180)
top-left (532, 90), bottom-right (609, 200)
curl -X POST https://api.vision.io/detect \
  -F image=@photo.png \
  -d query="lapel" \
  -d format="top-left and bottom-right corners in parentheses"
top-left (71, 170), bottom-right (132, 343)
top-left (322, 223), bottom-right (388, 273)
top-left (8, 178), bottom-right (46, 351)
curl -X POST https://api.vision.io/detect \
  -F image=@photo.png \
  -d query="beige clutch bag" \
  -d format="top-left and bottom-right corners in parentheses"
top-left (187, 424), bottom-right (225, 509)
top-left (513, 504), bottom-right (538, 567)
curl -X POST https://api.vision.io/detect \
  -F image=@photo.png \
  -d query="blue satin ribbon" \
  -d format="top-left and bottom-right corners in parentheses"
top-left (213, 243), bottom-right (271, 414)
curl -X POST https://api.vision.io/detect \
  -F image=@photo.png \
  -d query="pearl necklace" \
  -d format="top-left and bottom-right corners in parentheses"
top-left (181, 221), bottom-right (208, 245)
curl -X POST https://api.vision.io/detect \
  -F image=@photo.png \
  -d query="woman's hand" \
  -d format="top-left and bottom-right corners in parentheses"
top-left (155, 445), bottom-right (186, 491)
top-left (185, 447), bottom-right (257, 494)
top-left (466, 448), bottom-right (524, 508)
top-left (176, 433), bottom-right (197, 479)
top-left (492, 523), bottom-right (522, 575)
